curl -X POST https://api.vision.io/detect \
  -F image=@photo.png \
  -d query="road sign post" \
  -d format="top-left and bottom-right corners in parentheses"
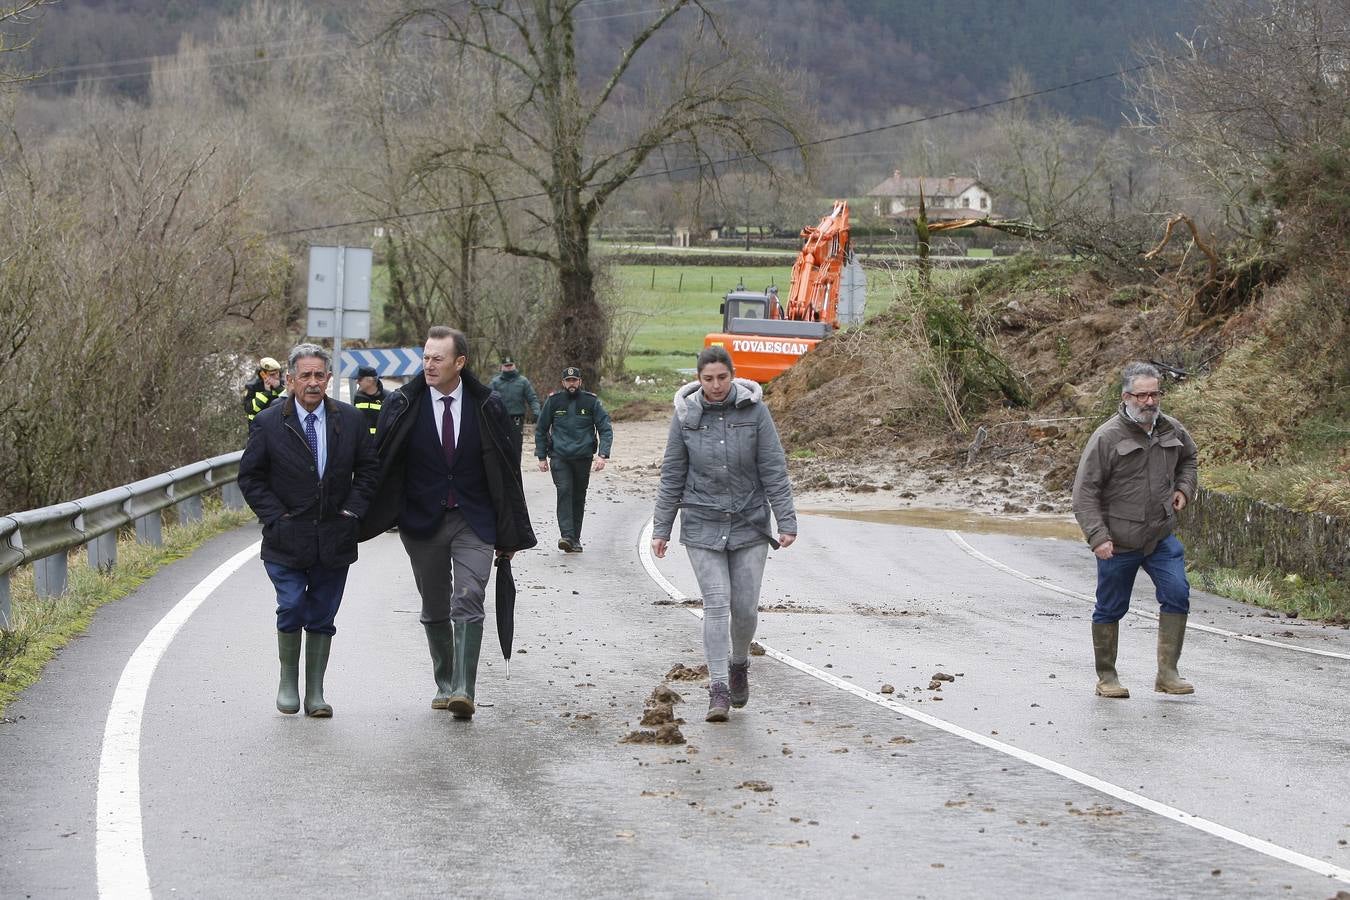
top-left (306, 245), bottom-right (373, 396)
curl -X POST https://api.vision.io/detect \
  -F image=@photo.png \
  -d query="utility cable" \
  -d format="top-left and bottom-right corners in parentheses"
top-left (269, 56), bottom-right (1159, 238)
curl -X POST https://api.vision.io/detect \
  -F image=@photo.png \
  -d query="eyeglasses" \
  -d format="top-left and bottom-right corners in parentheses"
top-left (1125, 391), bottom-right (1163, 401)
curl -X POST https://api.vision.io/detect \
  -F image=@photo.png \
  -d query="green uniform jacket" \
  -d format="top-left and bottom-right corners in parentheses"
top-left (488, 371), bottom-right (542, 418)
top-left (535, 390), bottom-right (613, 460)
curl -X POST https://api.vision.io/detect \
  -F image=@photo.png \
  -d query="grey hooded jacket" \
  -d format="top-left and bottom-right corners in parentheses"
top-left (652, 378), bottom-right (797, 551)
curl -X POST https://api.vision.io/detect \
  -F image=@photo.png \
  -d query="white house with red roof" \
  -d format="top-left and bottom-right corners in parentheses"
top-left (866, 172), bottom-right (994, 221)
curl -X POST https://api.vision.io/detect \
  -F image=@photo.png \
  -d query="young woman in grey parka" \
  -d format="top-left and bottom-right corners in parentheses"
top-left (650, 346), bottom-right (797, 722)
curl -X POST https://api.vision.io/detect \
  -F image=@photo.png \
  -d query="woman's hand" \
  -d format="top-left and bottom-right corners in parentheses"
top-left (651, 538), bottom-right (668, 559)
top-left (777, 533), bottom-right (796, 548)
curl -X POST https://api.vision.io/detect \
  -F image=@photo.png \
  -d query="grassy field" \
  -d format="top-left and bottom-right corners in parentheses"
top-left (611, 263), bottom-right (964, 376)
top-left (365, 259), bottom-right (968, 378)
top-left (615, 265), bottom-right (792, 374)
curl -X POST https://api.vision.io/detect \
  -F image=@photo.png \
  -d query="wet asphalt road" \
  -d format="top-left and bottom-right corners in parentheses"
top-left (2, 468), bottom-right (1348, 899)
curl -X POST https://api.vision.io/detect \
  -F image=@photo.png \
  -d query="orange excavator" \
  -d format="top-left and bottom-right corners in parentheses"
top-left (704, 200), bottom-right (866, 383)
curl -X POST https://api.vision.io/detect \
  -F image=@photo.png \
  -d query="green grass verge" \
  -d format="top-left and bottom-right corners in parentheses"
top-left (1189, 563), bottom-right (1349, 623)
top-left (0, 501), bottom-right (257, 715)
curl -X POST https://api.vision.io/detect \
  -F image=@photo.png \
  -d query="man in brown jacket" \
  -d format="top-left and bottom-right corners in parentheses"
top-left (1072, 361), bottom-right (1199, 699)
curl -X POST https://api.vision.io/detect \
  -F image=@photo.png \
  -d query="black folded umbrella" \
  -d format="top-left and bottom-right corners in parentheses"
top-left (494, 555), bottom-right (516, 660)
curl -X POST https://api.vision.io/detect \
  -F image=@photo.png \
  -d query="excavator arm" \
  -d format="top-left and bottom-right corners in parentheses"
top-left (783, 200), bottom-right (851, 324)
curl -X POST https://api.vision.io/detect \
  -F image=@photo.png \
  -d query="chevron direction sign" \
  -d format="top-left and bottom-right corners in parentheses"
top-left (339, 348), bottom-right (424, 378)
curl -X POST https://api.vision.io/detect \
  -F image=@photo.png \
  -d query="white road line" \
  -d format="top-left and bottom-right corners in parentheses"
top-left (945, 531), bottom-right (1350, 661)
top-left (96, 542), bottom-right (259, 900)
top-left (637, 520), bottom-right (1350, 886)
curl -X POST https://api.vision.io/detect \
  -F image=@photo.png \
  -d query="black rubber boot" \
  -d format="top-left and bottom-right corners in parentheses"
top-left (276, 630), bottom-right (302, 714)
top-left (303, 632), bottom-right (333, 718)
top-left (447, 621), bottom-right (484, 720)
top-left (424, 621), bottom-right (455, 709)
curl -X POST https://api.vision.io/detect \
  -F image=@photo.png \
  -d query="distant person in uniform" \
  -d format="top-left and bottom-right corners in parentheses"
top-left (353, 365), bottom-right (386, 436)
top-left (1072, 361), bottom-right (1199, 700)
top-left (238, 343), bottom-right (379, 718)
top-left (489, 356), bottom-right (541, 465)
top-left (535, 366), bottom-right (613, 553)
top-left (243, 357), bottom-right (284, 427)
top-left (361, 326), bottom-right (536, 720)
top-left (650, 346), bottom-right (796, 723)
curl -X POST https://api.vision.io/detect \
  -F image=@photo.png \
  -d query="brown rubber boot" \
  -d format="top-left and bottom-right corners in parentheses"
top-left (1155, 612), bottom-right (1195, 694)
top-left (1092, 622), bottom-right (1130, 698)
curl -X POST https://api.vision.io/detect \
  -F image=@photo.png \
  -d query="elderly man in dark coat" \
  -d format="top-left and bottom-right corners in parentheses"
top-left (239, 343), bottom-right (379, 717)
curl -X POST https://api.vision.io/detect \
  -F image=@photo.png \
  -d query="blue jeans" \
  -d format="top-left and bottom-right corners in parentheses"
top-left (1092, 533), bottom-right (1189, 624)
top-left (264, 561), bottom-right (349, 635)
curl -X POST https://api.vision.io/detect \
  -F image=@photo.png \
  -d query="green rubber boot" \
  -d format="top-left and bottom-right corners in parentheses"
top-left (1155, 613), bottom-right (1195, 694)
top-left (1092, 622), bottom-right (1130, 698)
top-left (424, 621), bottom-right (455, 709)
top-left (303, 632), bottom-right (334, 717)
top-left (447, 621), bottom-right (484, 720)
top-left (276, 630), bottom-right (302, 714)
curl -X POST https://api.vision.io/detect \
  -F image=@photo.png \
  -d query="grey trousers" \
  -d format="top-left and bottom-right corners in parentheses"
top-left (686, 542), bottom-right (769, 683)
top-left (400, 509), bottom-right (495, 624)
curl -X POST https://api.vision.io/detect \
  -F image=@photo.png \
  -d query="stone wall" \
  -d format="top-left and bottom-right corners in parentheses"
top-left (1178, 487), bottom-right (1348, 579)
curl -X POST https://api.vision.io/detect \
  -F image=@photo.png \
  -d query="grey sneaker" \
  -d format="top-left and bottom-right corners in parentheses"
top-left (706, 682), bottom-right (731, 722)
top-left (572, 542), bottom-right (584, 553)
top-left (558, 537), bottom-right (574, 552)
top-left (728, 661), bottom-right (750, 708)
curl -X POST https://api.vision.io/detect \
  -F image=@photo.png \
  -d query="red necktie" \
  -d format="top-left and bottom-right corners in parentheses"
top-left (442, 396), bottom-right (456, 507)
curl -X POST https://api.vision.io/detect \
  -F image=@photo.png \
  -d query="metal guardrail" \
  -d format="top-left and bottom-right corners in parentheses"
top-left (0, 451), bottom-right (247, 629)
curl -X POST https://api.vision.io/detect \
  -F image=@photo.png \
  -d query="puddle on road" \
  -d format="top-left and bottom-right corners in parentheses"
top-left (801, 506), bottom-right (1082, 541)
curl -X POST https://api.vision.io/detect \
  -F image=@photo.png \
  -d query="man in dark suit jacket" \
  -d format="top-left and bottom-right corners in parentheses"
top-left (239, 343), bottom-right (378, 718)
top-left (361, 326), bottom-right (536, 719)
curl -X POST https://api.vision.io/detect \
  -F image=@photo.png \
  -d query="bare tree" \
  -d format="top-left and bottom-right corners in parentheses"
top-left (0, 1), bottom-right (53, 91)
top-left (992, 70), bottom-right (1123, 225)
top-left (382, 0), bottom-right (808, 383)
top-left (0, 112), bottom-right (290, 510)
top-left (1129, 0), bottom-right (1350, 236)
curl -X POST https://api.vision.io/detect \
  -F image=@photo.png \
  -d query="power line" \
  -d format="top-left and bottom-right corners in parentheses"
top-left (21, 0), bottom-right (693, 90)
top-left (271, 56), bottom-right (1158, 238)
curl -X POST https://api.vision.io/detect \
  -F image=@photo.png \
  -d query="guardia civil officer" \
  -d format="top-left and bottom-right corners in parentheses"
top-left (353, 365), bottom-right (386, 436)
top-left (535, 366), bottom-right (613, 553)
top-left (489, 356), bottom-right (541, 465)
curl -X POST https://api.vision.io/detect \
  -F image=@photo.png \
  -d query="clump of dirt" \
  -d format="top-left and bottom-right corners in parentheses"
top-left (666, 663), bottom-right (709, 681)
top-left (738, 780), bottom-right (773, 792)
top-left (652, 597), bottom-right (703, 607)
top-left (758, 600), bottom-right (828, 614)
top-left (648, 684), bottom-right (684, 705)
top-left (641, 702), bottom-right (683, 726)
top-left (620, 724), bottom-right (686, 745)
top-left (625, 680), bottom-right (691, 744)
top-left (749, 642), bottom-right (767, 656)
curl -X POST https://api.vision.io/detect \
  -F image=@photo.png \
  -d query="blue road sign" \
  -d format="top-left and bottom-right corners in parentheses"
top-left (339, 348), bottom-right (424, 378)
